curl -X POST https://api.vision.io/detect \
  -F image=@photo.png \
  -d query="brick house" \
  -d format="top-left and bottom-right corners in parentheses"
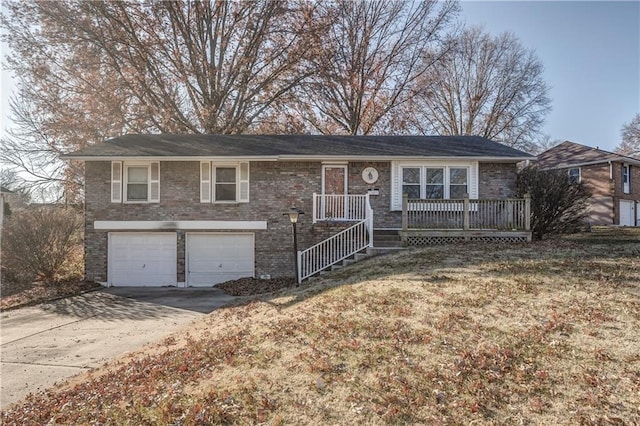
top-left (63, 134), bottom-right (533, 287)
top-left (537, 141), bottom-right (640, 226)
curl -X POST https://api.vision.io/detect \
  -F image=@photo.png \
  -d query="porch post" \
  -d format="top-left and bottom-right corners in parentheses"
top-left (524, 193), bottom-right (531, 231)
top-left (402, 193), bottom-right (408, 231)
top-left (366, 193), bottom-right (374, 248)
top-left (312, 193), bottom-right (317, 224)
top-left (463, 193), bottom-right (470, 231)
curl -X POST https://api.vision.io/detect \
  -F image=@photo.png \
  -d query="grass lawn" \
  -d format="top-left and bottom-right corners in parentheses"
top-left (2, 228), bottom-right (639, 425)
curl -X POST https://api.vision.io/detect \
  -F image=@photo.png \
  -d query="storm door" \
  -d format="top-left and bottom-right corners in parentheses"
top-left (321, 165), bottom-right (348, 220)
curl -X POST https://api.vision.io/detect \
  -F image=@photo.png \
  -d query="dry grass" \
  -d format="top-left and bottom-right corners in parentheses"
top-left (0, 279), bottom-right (99, 311)
top-left (2, 228), bottom-right (639, 425)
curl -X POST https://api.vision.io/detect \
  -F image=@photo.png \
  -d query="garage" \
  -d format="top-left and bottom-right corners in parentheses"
top-left (619, 200), bottom-right (637, 226)
top-left (108, 233), bottom-right (177, 286)
top-left (186, 233), bottom-right (254, 286)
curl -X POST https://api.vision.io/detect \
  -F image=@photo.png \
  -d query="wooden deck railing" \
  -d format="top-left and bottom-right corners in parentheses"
top-left (402, 194), bottom-right (531, 231)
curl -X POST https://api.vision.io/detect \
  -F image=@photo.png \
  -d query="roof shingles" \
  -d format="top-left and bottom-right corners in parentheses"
top-left (536, 141), bottom-right (640, 169)
top-left (62, 134), bottom-right (533, 160)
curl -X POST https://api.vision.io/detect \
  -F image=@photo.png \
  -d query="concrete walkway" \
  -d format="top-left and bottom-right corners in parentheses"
top-left (0, 287), bottom-right (236, 408)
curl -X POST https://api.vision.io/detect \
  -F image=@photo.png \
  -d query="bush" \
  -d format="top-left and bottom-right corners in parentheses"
top-left (1, 207), bottom-right (83, 283)
top-left (516, 166), bottom-right (591, 240)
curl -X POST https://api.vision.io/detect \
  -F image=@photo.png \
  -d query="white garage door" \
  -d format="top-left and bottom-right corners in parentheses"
top-left (109, 233), bottom-right (177, 286)
top-left (620, 200), bottom-right (636, 226)
top-left (187, 233), bottom-right (254, 287)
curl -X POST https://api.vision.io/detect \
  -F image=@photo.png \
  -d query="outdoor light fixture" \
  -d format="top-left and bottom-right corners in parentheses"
top-left (283, 207), bottom-right (304, 285)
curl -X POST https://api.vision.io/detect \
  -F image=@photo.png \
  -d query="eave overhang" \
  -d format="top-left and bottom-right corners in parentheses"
top-left (61, 155), bottom-right (533, 163)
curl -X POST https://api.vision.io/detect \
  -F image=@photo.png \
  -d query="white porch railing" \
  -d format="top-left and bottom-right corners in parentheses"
top-left (299, 194), bottom-right (373, 282)
top-left (312, 193), bottom-right (369, 223)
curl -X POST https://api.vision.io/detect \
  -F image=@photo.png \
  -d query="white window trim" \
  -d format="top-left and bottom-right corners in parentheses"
top-left (391, 161), bottom-right (478, 210)
top-left (122, 161), bottom-right (160, 204)
top-left (200, 161), bottom-right (250, 204)
top-left (111, 161), bottom-right (160, 204)
top-left (568, 167), bottom-right (581, 184)
top-left (322, 164), bottom-right (348, 195)
top-left (622, 164), bottom-right (630, 194)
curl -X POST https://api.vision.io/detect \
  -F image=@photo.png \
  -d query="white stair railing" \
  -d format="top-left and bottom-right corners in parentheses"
top-left (298, 194), bottom-right (373, 283)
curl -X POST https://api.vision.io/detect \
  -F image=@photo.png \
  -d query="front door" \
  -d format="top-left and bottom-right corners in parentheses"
top-left (322, 165), bottom-right (348, 219)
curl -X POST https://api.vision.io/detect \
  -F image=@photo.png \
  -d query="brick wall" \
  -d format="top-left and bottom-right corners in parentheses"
top-left (562, 162), bottom-right (640, 225)
top-left (611, 162), bottom-right (640, 224)
top-left (579, 164), bottom-right (614, 225)
top-left (478, 163), bottom-right (518, 199)
top-left (84, 159), bottom-right (521, 282)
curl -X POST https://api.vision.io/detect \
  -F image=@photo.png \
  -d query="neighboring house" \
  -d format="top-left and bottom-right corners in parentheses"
top-left (62, 135), bottom-right (533, 287)
top-left (536, 141), bottom-right (640, 226)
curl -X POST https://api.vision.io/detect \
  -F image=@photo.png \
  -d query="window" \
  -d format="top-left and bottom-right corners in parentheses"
top-left (126, 166), bottom-right (148, 201)
top-left (392, 161), bottom-right (477, 209)
top-left (215, 167), bottom-right (237, 201)
top-left (425, 168), bottom-right (444, 199)
top-left (402, 168), bottom-right (421, 199)
top-left (200, 161), bottom-right (250, 203)
top-left (449, 168), bottom-right (468, 199)
top-left (111, 161), bottom-right (160, 203)
top-left (622, 164), bottom-right (630, 194)
top-left (568, 167), bottom-right (581, 184)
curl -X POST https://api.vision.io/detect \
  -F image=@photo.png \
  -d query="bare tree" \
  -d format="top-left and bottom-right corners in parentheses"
top-left (615, 113), bottom-right (640, 157)
top-left (290, 0), bottom-right (458, 135)
top-left (0, 0), bottom-right (321, 197)
top-left (410, 27), bottom-right (551, 151)
top-left (531, 134), bottom-right (563, 155)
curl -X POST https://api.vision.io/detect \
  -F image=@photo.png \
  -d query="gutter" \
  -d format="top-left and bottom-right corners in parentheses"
top-left (60, 155), bottom-right (535, 162)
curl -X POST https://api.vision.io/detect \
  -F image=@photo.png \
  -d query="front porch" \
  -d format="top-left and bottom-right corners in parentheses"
top-left (310, 193), bottom-right (532, 244)
top-left (399, 193), bottom-right (532, 244)
top-left (298, 193), bottom-right (532, 282)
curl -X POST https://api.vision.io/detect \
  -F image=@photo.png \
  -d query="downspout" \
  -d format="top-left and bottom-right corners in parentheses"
top-left (609, 161), bottom-right (612, 180)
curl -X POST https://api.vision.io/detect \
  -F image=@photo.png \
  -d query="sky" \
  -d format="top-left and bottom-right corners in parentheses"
top-left (0, 1), bottom-right (639, 153)
top-left (459, 0), bottom-right (640, 152)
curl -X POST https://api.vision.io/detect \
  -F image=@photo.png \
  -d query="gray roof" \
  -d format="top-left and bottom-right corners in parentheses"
top-left (62, 134), bottom-right (534, 160)
top-left (537, 141), bottom-right (640, 169)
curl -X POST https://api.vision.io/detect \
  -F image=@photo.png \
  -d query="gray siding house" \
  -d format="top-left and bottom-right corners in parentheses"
top-left (63, 135), bottom-right (533, 287)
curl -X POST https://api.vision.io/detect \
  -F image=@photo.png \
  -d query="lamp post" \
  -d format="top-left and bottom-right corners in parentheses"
top-left (283, 207), bottom-right (304, 286)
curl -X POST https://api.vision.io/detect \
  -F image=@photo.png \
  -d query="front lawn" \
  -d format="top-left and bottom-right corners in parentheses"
top-left (2, 228), bottom-right (639, 425)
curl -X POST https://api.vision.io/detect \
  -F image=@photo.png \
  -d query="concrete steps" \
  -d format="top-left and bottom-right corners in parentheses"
top-left (373, 229), bottom-right (403, 248)
top-left (310, 230), bottom-right (406, 280)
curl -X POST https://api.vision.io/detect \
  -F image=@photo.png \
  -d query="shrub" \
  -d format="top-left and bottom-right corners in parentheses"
top-left (1, 207), bottom-right (83, 283)
top-left (516, 166), bottom-right (591, 240)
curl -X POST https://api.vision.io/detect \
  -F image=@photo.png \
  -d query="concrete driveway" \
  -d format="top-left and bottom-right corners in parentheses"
top-left (0, 287), bottom-right (236, 408)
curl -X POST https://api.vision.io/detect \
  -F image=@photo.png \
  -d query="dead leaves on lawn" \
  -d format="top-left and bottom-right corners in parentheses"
top-left (2, 230), bottom-right (640, 425)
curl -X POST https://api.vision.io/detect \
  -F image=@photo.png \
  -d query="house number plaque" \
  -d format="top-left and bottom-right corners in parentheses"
top-left (362, 167), bottom-right (379, 184)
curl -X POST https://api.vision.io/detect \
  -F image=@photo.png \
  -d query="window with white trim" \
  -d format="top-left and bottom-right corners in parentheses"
top-left (402, 167), bottom-right (421, 199)
top-left (568, 167), bottom-right (581, 184)
top-left (425, 168), bottom-right (444, 199)
top-left (392, 161), bottom-right (477, 210)
top-left (200, 161), bottom-right (250, 203)
top-left (399, 165), bottom-right (470, 199)
top-left (622, 164), bottom-right (630, 194)
top-left (111, 161), bottom-right (160, 203)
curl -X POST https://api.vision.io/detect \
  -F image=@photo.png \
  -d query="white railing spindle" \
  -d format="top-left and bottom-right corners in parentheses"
top-left (299, 194), bottom-right (374, 282)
